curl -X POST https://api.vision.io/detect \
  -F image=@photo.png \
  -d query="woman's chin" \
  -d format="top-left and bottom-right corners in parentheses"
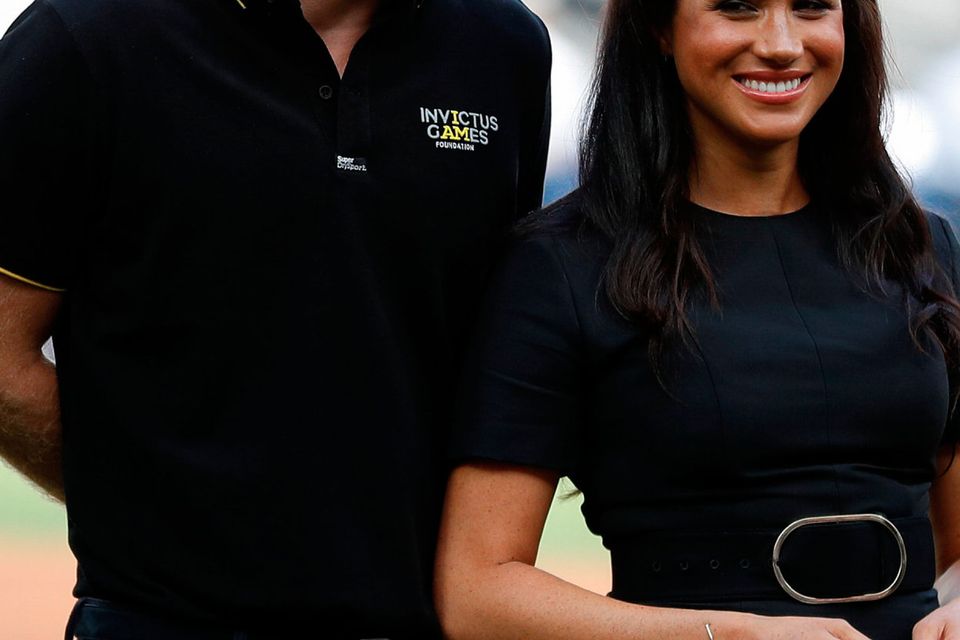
top-left (733, 127), bottom-right (807, 152)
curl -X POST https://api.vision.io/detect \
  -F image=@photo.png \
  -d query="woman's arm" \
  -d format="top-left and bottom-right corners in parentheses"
top-left (435, 462), bottom-right (870, 640)
top-left (931, 443), bottom-right (960, 588)
top-left (913, 443), bottom-right (960, 639)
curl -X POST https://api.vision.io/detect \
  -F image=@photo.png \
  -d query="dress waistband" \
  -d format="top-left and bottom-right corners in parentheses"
top-left (608, 515), bottom-right (935, 605)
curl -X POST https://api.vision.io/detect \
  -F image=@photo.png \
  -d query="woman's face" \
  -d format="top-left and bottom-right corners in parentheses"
top-left (667, 0), bottom-right (846, 151)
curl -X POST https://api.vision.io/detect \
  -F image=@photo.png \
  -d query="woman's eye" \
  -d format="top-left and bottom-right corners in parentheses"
top-left (794, 0), bottom-right (834, 14)
top-left (712, 0), bottom-right (759, 15)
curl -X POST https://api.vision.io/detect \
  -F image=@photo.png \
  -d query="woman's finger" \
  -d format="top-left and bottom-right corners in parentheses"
top-left (828, 619), bottom-right (871, 640)
top-left (913, 616), bottom-right (944, 640)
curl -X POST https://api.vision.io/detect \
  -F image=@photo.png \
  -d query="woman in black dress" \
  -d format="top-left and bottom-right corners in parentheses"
top-left (435, 1), bottom-right (960, 639)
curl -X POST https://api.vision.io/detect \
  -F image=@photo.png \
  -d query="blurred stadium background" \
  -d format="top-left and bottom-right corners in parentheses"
top-left (1, 0), bottom-right (958, 637)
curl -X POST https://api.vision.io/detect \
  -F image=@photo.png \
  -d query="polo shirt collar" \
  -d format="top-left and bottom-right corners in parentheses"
top-left (373, 0), bottom-right (422, 26)
top-left (232, 0), bottom-right (423, 19)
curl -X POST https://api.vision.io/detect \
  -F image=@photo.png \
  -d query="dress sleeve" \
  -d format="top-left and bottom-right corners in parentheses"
top-left (0, 0), bottom-right (96, 291)
top-left (929, 212), bottom-right (960, 443)
top-left (449, 233), bottom-right (585, 475)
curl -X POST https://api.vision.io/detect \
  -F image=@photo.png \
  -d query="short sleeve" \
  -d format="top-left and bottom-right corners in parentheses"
top-left (450, 233), bottom-right (584, 475)
top-left (515, 16), bottom-right (551, 218)
top-left (929, 212), bottom-right (960, 442)
top-left (930, 213), bottom-right (960, 289)
top-left (0, 0), bottom-right (96, 291)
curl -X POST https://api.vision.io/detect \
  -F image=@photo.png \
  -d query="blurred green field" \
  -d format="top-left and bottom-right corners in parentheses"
top-left (539, 480), bottom-right (611, 593)
top-left (0, 463), bottom-right (73, 640)
top-left (541, 481), bottom-right (605, 554)
top-left (0, 461), bottom-right (65, 540)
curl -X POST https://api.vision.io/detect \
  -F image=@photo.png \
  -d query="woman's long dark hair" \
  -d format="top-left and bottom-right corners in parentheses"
top-left (578, 0), bottom-right (960, 374)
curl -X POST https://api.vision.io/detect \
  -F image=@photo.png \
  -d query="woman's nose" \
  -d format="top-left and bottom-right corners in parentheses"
top-left (754, 10), bottom-right (804, 65)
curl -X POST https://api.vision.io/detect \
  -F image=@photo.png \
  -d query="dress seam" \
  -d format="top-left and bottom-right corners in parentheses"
top-left (685, 321), bottom-right (729, 472)
top-left (546, 234), bottom-right (586, 350)
top-left (767, 222), bottom-right (844, 515)
top-left (690, 226), bottom-right (728, 470)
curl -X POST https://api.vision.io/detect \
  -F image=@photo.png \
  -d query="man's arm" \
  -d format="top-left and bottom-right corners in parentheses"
top-left (515, 13), bottom-right (552, 218)
top-left (909, 443), bottom-right (960, 639)
top-left (0, 272), bottom-right (63, 501)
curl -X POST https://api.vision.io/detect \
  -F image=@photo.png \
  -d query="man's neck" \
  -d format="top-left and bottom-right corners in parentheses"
top-left (300, 0), bottom-right (382, 77)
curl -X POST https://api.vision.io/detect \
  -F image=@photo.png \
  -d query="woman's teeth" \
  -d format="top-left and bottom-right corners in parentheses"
top-left (737, 77), bottom-right (803, 94)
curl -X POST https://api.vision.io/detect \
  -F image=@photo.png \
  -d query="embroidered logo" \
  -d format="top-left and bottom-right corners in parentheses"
top-left (419, 107), bottom-right (499, 152)
top-left (336, 156), bottom-right (368, 172)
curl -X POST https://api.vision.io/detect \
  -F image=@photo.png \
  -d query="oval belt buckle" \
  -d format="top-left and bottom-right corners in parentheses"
top-left (771, 513), bottom-right (907, 605)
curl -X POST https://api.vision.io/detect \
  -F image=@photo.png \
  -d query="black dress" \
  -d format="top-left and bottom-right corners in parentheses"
top-left (451, 195), bottom-right (960, 639)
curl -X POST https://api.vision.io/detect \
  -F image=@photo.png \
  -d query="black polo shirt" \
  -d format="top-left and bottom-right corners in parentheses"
top-left (0, 0), bottom-right (550, 634)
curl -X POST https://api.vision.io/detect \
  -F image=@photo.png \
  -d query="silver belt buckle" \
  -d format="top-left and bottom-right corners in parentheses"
top-left (771, 513), bottom-right (907, 605)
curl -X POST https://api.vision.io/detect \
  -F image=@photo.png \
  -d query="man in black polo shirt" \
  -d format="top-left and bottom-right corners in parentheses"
top-left (0, 0), bottom-right (550, 636)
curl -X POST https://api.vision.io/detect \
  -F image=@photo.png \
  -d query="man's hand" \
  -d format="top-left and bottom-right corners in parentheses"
top-left (0, 272), bottom-right (63, 501)
top-left (913, 598), bottom-right (960, 640)
top-left (735, 614), bottom-right (870, 640)
top-left (918, 444), bottom-right (960, 639)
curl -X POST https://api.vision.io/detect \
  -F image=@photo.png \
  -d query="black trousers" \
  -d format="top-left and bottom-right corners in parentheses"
top-left (65, 598), bottom-right (396, 640)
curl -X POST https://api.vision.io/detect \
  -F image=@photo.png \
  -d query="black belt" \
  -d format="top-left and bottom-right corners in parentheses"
top-left (67, 599), bottom-right (250, 640)
top-left (608, 515), bottom-right (935, 605)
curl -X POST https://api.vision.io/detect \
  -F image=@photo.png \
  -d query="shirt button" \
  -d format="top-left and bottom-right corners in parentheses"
top-left (318, 85), bottom-right (334, 100)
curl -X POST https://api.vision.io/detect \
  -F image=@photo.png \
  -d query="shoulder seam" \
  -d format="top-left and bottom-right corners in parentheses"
top-left (35, 0), bottom-right (100, 93)
top-left (936, 214), bottom-right (959, 291)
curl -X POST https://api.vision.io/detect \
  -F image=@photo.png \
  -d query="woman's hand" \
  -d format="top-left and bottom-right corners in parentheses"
top-left (726, 612), bottom-right (870, 640)
top-left (912, 599), bottom-right (960, 639)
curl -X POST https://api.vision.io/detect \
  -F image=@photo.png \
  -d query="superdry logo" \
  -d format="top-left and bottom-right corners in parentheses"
top-left (337, 156), bottom-right (368, 172)
top-left (420, 107), bottom-right (499, 152)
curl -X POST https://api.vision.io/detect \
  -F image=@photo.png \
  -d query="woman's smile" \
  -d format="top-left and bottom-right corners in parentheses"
top-left (733, 72), bottom-right (813, 104)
